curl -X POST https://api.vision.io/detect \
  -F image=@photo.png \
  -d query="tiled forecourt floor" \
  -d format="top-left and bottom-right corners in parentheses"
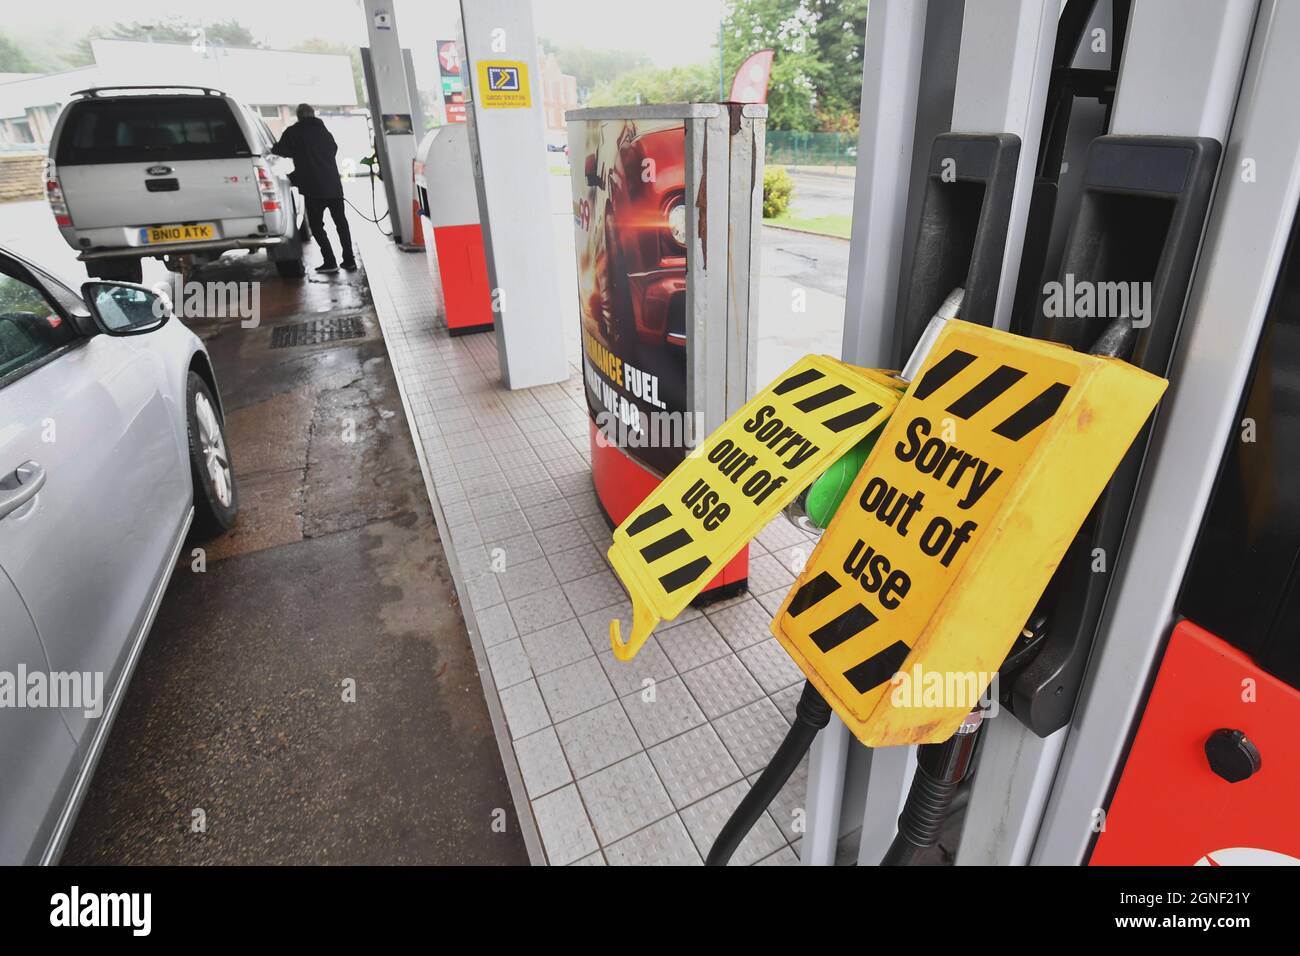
top-left (356, 229), bottom-right (817, 866)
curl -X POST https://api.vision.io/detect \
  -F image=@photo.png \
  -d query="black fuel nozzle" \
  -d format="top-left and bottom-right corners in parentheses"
top-left (880, 707), bottom-right (984, 866)
top-left (879, 611), bottom-right (1049, 866)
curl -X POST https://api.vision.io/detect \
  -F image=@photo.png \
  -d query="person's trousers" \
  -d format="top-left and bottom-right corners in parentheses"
top-left (304, 196), bottom-right (354, 266)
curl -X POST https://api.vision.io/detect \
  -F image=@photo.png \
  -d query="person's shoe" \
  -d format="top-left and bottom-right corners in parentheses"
top-left (315, 263), bottom-right (339, 274)
top-left (340, 259), bottom-right (357, 271)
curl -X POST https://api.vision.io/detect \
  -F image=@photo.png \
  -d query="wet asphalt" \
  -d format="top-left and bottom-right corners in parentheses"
top-left (61, 251), bottom-right (529, 865)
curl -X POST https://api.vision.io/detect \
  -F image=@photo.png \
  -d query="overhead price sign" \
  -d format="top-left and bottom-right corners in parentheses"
top-left (772, 321), bottom-right (1167, 747)
top-left (609, 355), bottom-right (902, 660)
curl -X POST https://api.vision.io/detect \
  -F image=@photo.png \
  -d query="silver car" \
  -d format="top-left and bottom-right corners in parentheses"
top-left (0, 245), bottom-right (238, 864)
top-left (45, 85), bottom-right (307, 283)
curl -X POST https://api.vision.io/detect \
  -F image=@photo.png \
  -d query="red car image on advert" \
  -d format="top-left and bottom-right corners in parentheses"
top-left (570, 116), bottom-right (689, 476)
top-left (573, 120), bottom-right (687, 366)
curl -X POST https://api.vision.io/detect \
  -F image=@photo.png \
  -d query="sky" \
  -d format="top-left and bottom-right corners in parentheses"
top-left (12, 0), bottom-right (729, 69)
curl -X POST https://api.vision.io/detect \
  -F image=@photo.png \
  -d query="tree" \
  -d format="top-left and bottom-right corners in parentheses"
top-left (0, 33), bottom-right (38, 73)
top-left (587, 63), bottom-right (716, 108)
top-left (73, 18), bottom-right (263, 65)
top-left (538, 39), bottom-right (651, 102)
top-left (719, 0), bottom-right (868, 132)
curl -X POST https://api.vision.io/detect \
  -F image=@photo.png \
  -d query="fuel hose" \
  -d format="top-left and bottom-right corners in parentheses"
top-left (705, 681), bottom-right (832, 865)
top-left (706, 288), bottom-right (965, 867)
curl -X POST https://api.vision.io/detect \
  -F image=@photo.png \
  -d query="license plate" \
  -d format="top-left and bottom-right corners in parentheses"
top-left (139, 223), bottom-right (216, 244)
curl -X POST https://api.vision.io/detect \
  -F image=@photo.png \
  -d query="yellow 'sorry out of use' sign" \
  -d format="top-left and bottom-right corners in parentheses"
top-left (608, 355), bottom-right (902, 660)
top-left (771, 320), bottom-right (1167, 747)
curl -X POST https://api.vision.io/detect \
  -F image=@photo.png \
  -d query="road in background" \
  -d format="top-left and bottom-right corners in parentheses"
top-left (781, 167), bottom-right (857, 221)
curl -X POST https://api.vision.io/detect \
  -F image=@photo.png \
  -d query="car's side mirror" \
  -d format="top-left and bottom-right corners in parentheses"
top-left (584, 154), bottom-right (600, 188)
top-left (81, 281), bottom-right (170, 336)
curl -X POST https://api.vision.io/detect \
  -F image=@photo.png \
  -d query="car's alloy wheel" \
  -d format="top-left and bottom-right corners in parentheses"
top-left (186, 371), bottom-right (239, 537)
top-left (195, 390), bottom-right (232, 507)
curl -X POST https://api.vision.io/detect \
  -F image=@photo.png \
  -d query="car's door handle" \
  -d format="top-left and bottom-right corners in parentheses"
top-left (0, 461), bottom-right (46, 520)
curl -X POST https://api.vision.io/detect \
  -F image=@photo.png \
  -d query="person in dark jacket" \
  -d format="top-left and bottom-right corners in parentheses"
top-left (273, 104), bottom-right (355, 273)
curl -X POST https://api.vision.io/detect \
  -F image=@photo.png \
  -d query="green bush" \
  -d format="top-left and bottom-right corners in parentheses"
top-left (763, 166), bottom-right (794, 219)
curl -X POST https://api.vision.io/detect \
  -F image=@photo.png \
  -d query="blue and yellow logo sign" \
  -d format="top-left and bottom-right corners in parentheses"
top-left (476, 61), bottom-right (531, 109)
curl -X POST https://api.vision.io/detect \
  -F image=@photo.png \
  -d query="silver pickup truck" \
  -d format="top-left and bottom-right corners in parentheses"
top-left (44, 85), bottom-right (307, 282)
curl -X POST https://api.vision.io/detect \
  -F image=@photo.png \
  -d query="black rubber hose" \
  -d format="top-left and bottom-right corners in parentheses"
top-left (880, 768), bottom-right (962, 865)
top-left (705, 681), bottom-right (832, 866)
top-left (880, 713), bottom-right (983, 866)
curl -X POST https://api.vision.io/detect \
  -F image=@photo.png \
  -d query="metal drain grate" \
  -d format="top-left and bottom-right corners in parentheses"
top-left (270, 316), bottom-right (365, 349)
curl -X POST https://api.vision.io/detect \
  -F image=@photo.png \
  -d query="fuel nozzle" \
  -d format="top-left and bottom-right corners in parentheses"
top-left (899, 285), bottom-right (965, 383)
top-left (784, 287), bottom-right (965, 533)
top-left (880, 707), bottom-right (984, 866)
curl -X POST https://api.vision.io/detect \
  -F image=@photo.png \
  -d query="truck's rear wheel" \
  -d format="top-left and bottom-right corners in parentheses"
top-left (275, 257), bottom-right (306, 278)
top-left (87, 257), bottom-right (143, 284)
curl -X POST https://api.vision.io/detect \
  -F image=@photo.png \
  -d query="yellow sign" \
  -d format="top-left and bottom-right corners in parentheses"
top-left (476, 61), bottom-right (531, 109)
top-left (772, 321), bottom-right (1167, 747)
top-left (609, 355), bottom-right (902, 660)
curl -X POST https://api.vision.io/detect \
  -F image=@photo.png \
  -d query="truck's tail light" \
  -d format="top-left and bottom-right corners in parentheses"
top-left (43, 160), bottom-right (72, 227)
top-left (254, 160), bottom-right (280, 212)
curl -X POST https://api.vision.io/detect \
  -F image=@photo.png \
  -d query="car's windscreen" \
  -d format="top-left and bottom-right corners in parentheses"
top-left (55, 97), bottom-right (250, 165)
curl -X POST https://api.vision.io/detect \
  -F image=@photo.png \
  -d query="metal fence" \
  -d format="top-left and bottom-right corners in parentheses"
top-left (765, 131), bottom-right (857, 169)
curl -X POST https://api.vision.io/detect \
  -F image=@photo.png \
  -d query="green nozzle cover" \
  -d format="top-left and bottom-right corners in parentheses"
top-left (803, 429), bottom-right (881, 529)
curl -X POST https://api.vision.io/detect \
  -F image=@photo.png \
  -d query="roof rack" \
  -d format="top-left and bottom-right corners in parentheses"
top-left (71, 85), bottom-right (226, 98)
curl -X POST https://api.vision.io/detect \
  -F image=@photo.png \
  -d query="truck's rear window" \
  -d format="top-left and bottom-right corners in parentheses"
top-left (55, 97), bottom-right (250, 165)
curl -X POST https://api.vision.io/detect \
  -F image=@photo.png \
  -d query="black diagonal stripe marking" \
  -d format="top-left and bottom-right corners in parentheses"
top-left (946, 364), bottom-right (1026, 419)
top-left (626, 503), bottom-right (671, 537)
top-left (843, 640), bottom-right (911, 694)
top-left (659, 556), bottom-right (712, 593)
top-left (640, 528), bottom-right (692, 563)
top-left (794, 383), bottom-right (854, 413)
top-left (772, 367), bottom-right (825, 395)
top-left (992, 381), bottom-right (1069, 441)
top-left (788, 571), bottom-right (841, 616)
top-left (913, 349), bottom-right (977, 400)
top-left (823, 402), bottom-right (882, 434)
top-left (809, 603), bottom-right (878, 653)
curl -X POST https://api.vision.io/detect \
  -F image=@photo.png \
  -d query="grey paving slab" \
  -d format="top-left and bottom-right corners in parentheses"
top-left (513, 727), bottom-right (573, 799)
top-left (498, 555), bottom-right (561, 601)
top-left (474, 602), bottom-right (519, 649)
top-left (738, 638), bottom-right (806, 695)
top-left (498, 679), bottom-right (552, 740)
top-left (536, 656), bottom-right (617, 723)
top-left (603, 814), bottom-right (702, 866)
top-left (679, 780), bottom-right (789, 866)
top-left (532, 784), bottom-right (599, 866)
top-left (707, 598), bottom-right (775, 653)
top-left (562, 569), bottom-right (627, 617)
top-left (576, 753), bottom-right (676, 845)
top-left (656, 616), bottom-right (733, 673)
top-left (647, 724), bottom-right (744, 809)
top-left (519, 618), bottom-right (594, 676)
top-left (713, 697), bottom-right (792, 775)
top-left (597, 639), bottom-right (675, 698)
top-left (486, 639), bottom-right (533, 690)
top-left (548, 542), bottom-right (608, 584)
top-left (680, 655), bottom-right (766, 720)
top-left (621, 676), bottom-right (707, 748)
top-left (507, 586), bottom-right (575, 636)
top-left (555, 700), bottom-right (642, 779)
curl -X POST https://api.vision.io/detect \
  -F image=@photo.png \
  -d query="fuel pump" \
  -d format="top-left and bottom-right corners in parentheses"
top-left (709, 302), bottom-right (1152, 865)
